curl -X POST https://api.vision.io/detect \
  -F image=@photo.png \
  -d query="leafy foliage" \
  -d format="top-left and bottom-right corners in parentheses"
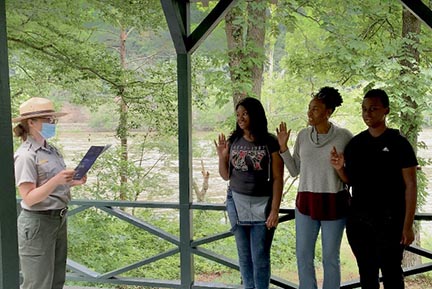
top-left (6, 0), bottom-right (432, 285)
top-left (68, 208), bottom-right (181, 279)
top-left (270, 0), bottom-right (432, 210)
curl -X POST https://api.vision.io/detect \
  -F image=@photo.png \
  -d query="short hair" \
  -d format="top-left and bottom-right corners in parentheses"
top-left (364, 89), bottom-right (389, 108)
top-left (313, 86), bottom-right (343, 113)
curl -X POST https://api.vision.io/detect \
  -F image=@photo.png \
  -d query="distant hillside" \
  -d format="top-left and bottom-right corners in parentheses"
top-left (60, 102), bottom-right (91, 123)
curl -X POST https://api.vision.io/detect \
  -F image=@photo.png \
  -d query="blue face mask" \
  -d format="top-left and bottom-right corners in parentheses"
top-left (40, 123), bottom-right (57, 139)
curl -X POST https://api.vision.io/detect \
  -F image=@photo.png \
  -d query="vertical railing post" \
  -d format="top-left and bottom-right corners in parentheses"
top-left (0, 0), bottom-right (20, 288)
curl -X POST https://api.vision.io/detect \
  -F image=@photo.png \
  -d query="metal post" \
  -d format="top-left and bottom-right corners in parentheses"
top-left (161, 1), bottom-right (237, 288)
top-left (178, 52), bottom-right (194, 289)
top-left (176, 1), bottom-right (194, 287)
top-left (0, 0), bottom-right (20, 288)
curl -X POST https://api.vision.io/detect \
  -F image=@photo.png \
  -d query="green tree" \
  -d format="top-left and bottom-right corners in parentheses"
top-left (224, 0), bottom-right (269, 105)
top-left (272, 0), bottom-right (432, 267)
top-left (7, 0), bottom-right (178, 200)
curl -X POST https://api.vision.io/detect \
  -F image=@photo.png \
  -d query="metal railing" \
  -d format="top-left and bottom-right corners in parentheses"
top-left (18, 199), bottom-right (432, 289)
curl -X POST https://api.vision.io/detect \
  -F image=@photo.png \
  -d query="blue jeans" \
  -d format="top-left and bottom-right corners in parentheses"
top-left (226, 190), bottom-right (275, 289)
top-left (295, 209), bottom-right (345, 289)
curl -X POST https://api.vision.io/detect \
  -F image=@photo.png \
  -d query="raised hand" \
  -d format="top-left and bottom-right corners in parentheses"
top-left (214, 133), bottom-right (229, 159)
top-left (330, 146), bottom-right (345, 170)
top-left (276, 122), bottom-right (291, 153)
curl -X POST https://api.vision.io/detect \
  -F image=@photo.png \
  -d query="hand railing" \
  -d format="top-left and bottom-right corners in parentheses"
top-left (17, 199), bottom-right (432, 289)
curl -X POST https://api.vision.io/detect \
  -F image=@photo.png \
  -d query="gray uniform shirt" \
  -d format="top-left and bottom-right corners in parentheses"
top-left (14, 136), bottom-right (71, 210)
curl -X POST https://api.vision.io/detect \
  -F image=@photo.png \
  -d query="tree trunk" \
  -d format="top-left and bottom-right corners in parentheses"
top-left (192, 160), bottom-right (210, 202)
top-left (225, 3), bottom-right (246, 107)
top-left (400, 7), bottom-right (421, 267)
top-left (118, 28), bottom-right (129, 200)
top-left (246, 1), bottom-right (266, 99)
top-left (224, 0), bottom-right (268, 107)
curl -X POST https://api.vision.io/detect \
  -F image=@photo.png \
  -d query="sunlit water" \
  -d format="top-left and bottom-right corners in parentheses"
top-left (57, 125), bottom-right (229, 204)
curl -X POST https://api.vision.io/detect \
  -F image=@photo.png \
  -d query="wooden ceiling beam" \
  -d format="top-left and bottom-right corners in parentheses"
top-left (187, 0), bottom-right (236, 54)
top-left (399, 0), bottom-right (432, 30)
top-left (161, 0), bottom-right (188, 54)
top-left (161, 0), bottom-right (237, 54)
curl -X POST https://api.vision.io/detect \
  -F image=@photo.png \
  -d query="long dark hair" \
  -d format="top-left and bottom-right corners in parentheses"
top-left (228, 97), bottom-right (269, 144)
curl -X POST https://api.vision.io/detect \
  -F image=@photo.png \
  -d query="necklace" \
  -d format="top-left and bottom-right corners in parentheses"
top-left (311, 123), bottom-right (332, 145)
top-left (311, 127), bottom-right (320, 144)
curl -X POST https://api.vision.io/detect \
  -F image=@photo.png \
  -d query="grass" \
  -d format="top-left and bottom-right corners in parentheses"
top-left (194, 232), bottom-right (432, 288)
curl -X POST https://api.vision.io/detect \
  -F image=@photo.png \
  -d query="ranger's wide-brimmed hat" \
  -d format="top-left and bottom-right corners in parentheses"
top-left (12, 97), bottom-right (67, 122)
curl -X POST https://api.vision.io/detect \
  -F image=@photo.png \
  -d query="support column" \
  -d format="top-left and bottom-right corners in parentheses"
top-left (0, 0), bottom-right (20, 288)
top-left (178, 52), bottom-right (194, 289)
top-left (161, 1), bottom-right (236, 288)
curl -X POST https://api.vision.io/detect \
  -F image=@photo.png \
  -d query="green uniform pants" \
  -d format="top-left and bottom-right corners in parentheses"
top-left (17, 210), bottom-right (68, 289)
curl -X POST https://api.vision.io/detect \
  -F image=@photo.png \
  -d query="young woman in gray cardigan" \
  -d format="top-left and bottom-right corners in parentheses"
top-left (276, 87), bottom-right (352, 289)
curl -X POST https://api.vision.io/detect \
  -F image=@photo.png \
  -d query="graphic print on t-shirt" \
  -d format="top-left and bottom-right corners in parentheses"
top-left (231, 144), bottom-right (266, 172)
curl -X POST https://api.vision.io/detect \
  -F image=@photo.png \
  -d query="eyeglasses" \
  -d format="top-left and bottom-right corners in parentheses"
top-left (36, 117), bottom-right (58, 124)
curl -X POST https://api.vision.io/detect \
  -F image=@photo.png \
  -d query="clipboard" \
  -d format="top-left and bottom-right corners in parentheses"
top-left (73, 144), bottom-right (111, 180)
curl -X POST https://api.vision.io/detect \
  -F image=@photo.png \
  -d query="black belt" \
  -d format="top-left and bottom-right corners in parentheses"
top-left (23, 207), bottom-right (68, 217)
